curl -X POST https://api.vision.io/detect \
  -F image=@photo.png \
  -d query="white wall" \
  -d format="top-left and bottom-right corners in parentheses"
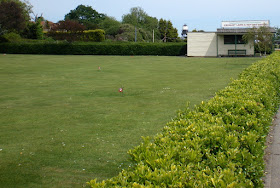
top-left (187, 32), bottom-right (217, 57)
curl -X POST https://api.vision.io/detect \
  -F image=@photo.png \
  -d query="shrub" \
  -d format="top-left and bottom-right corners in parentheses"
top-left (47, 29), bottom-right (105, 42)
top-left (81, 29), bottom-right (105, 42)
top-left (22, 20), bottom-right (44, 40)
top-left (88, 52), bottom-right (280, 187)
top-left (0, 32), bottom-right (22, 42)
top-left (46, 31), bottom-right (83, 42)
top-left (43, 36), bottom-right (55, 42)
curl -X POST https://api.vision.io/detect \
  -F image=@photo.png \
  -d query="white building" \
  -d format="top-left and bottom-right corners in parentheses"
top-left (187, 20), bottom-right (273, 57)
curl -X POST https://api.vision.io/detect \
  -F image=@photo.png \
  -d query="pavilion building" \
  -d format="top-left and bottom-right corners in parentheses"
top-left (187, 20), bottom-right (275, 57)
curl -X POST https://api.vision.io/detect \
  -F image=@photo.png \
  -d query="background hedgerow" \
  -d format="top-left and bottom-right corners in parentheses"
top-left (46, 29), bottom-right (106, 42)
top-left (0, 42), bottom-right (186, 56)
top-left (88, 52), bottom-right (280, 187)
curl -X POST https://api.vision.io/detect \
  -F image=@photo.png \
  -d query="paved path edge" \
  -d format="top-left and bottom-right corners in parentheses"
top-left (263, 107), bottom-right (280, 188)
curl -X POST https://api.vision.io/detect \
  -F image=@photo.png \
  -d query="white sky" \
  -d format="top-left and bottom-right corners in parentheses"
top-left (28, 0), bottom-right (280, 33)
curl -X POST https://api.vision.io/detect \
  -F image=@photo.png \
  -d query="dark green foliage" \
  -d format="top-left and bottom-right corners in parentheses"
top-left (0, 32), bottom-right (22, 42)
top-left (47, 20), bottom-right (86, 42)
top-left (122, 7), bottom-right (158, 31)
top-left (0, 1), bottom-right (26, 32)
top-left (243, 27), bottom-right (274, 56)
top-left (0, 42), bottom-right (186, 56)
top-left (99, 17), bottom-right (121, 37)
top-left (159, 19), bottom-right (178, 42)
top-left (120, 7), bottom-right (179, 42)
top-left (255, 43), bottom-right (273, 54)
top-left (47, 29), bottom-right (105, 42)
top-left (51, 20), bottom-right (86, 33)
top-left (81, 29), bottom-right (105, 42)
top-left (64, 4), bottom-right (105, 29)
top-left (46, 32), bottom-right (83, 42)
top-left (115, 24), bottom-right (153, 42)
top-left (22, 20), bottom-right (43, 40)
top-left (47, 23), bottom-right (103, 42)
top-left (88, 52), bottom-right (280, 187)
top-left (275, 27), bottom-right (280, 40)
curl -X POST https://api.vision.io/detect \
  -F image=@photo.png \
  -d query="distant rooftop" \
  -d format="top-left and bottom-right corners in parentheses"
top-left (221, 20), bottom-right (270, 29)
top-left (217, 27), bottom-right (276, 33)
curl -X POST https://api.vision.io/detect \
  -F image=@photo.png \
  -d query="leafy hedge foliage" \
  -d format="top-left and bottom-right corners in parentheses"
top-left (46, 29), bottom-right (105, 42)
top-left (0, 42), bottom-right (186, 56)
top-left (0, 32), bottom-right (22, 42)
top-left (88, 52), bottom-right (280, 187)
top-left (81, 29), bottom-right (105, 42)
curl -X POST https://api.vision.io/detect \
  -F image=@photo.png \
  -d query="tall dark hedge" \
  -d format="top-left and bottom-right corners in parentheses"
top-left (47, 29), bottom-right (105, 42)
top-left (0, 42), bottom-right (186, 56)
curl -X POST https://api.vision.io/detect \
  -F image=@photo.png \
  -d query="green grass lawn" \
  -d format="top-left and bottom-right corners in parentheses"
top-left (0, 55), bottom-right (258, 187)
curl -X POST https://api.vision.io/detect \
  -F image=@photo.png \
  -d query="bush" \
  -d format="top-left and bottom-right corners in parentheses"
top-left (0, 42), bottom-right (187, 56)
top-left (43, 36), bottom-right (55, 42)
top-left (0, 32), bottom-right (22, 42)
top-left (22, 21), bottom-right (44, 40)
top-left (255, 43), bottom-right (273, 54)
top-left (88, 52), bottom-right (280, 187)
top-left (47, 29), bottom-right (105, 42)
top-left (46, 31), bottom-right (83, 42)
top-left (81, 29), bottom-right (105, 42)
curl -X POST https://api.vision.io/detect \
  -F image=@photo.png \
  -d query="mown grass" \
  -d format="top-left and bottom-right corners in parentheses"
top-left (0, 55), bottom-right (258, 187)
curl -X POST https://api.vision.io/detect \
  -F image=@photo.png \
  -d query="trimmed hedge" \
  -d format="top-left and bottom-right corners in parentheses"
top-left (0, 42), bottom-right (186, 56)
top-left (47, 29), bottom-right (105, 42)
top-left (81, 29), bottom-right (105, 42)
top-left (88, 52), bottom-right (280, 187)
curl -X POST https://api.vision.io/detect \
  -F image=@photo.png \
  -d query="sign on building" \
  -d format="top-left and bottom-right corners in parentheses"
top-left (222, 20), bottom-right (270, 28)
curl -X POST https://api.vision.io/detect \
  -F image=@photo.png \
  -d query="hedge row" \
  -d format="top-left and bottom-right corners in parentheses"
top-left (46, 29), bottom-right (105, 42)
top-left (0, 42), bottom-right (186, 56)
top-left (88, 52), bottom-right (280, 187)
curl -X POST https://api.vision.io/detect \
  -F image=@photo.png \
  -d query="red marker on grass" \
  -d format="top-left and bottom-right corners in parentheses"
top-left (119, 87), bottom-right (124, 96)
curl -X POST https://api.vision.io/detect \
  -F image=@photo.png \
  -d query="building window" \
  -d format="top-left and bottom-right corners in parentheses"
top-left (224, 35), bottom-right (245, 44)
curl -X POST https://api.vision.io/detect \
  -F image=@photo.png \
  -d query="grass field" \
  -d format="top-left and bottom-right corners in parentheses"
top-left (0, 55), bottom-right (258, 187)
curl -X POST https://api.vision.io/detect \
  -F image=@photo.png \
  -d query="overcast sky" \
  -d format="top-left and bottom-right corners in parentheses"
top-left (28, 0), bottom-right (280, 33)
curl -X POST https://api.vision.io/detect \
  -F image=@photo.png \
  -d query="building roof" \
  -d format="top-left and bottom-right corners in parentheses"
top-left (217, 27), bottom-right (276, 34)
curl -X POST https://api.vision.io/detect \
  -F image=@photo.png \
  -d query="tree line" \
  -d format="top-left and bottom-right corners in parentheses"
top-left (0, 0), bottom-right (180, 42)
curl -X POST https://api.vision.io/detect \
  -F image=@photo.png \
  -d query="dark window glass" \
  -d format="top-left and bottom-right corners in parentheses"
top-left (224, 35), bottom-right (245, 44)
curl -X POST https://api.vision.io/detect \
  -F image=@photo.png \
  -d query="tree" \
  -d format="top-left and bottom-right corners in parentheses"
top-left (99, 16), bottom-right (121, 37)
top-left (0, 1), bottom-right (27, 32)
top-left (122, 7), bottom-right (158, 31)
top-left (275, 27), bottom-right (280, 40)
top-left (52, 20), bottom-right (86, 33)
top-left (115, 24), bottom-right (135, 41)
top-left (243, 26), bottom-right (274, 56)
top-left (1, 0), bottom-right (32, 20)
top-left (22, 19), bottom-right (43, 39)
top-left (121, 7), bottom-right (181, 42)
top-left (64, 5), bottom-right (105, 29)
top-left (276, 28), bottom-right (280, 38)
top-left (275, 27), bottom-right (280, 48)
top-left (0, 24), bottom-right (5, 36)
top-left (158, 19), bottom-right (178, 42)
top-left (122, 7), bottom-right (163, 42)
top-left (49, 20), bottom-right (86, 42)
top-left (114, 23), bottom-right (152, 42)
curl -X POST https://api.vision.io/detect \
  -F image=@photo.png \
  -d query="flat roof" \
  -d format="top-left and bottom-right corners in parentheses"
top-left (217, 27), bottom-right (276, 33)
top-left (187, 27), bottom-right (276, 34)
